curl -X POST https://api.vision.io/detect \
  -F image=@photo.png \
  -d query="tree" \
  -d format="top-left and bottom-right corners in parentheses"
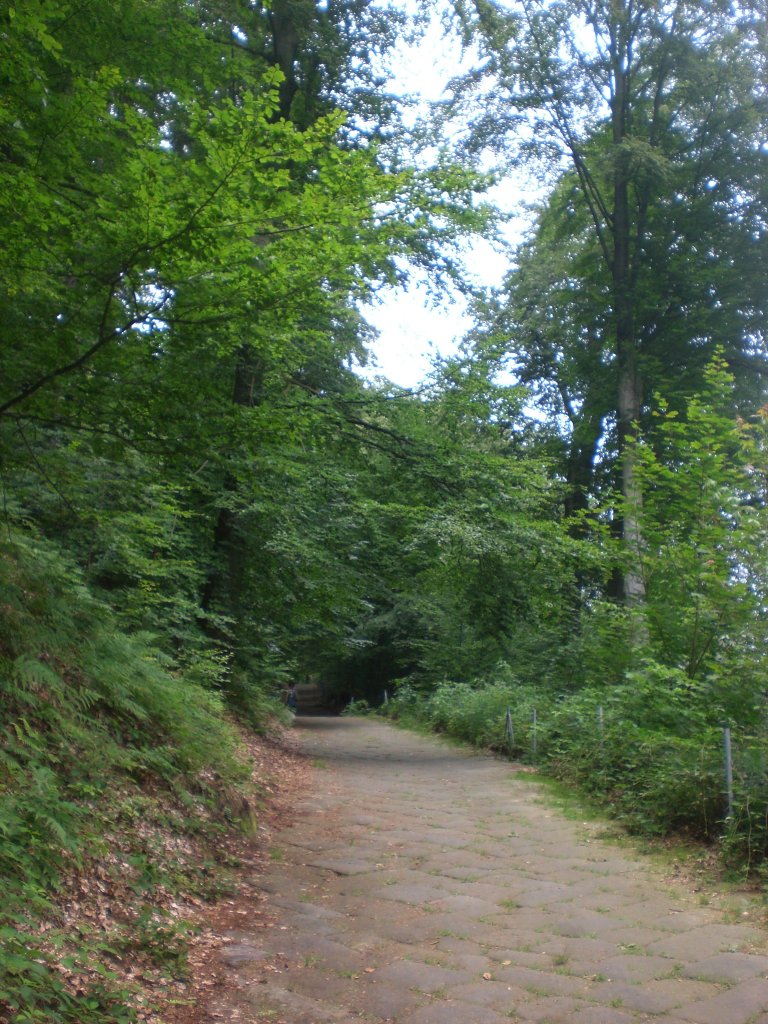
top-left (310, 351), bottom-right (608, 700)
top-left (451, 0), bottom-right (768, 602)
top-left (630, 358), bottom-right (768, 699)
top-left (0, 0), bottom-right (493, 710)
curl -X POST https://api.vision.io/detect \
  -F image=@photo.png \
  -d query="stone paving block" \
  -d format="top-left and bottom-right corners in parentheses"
top-left (464, 846), bottom-right (509, 863)
top-left (307, 856), bottom-right (378, 875)
top-left (375, 919), bottom-right (463, 946)
top-left (569, 892), bottom-right (642, 913)
top-left (530, 866), bottom-right (603, 886)
top-left (513, 882), bottom-right (577, 907)
top-left (435, 864), bottom-right (496, 881)
top-left (647, 923), bottom-right (762, 960)
top-left (623, 903), bottom-right (719, 933)
top-left (377, 882), bottom-right (446, 905)
top-left (671, 975), bottom-right (768, 1023)
top-left (353, 977), bottom-right (428, 1019)
top-left (329, 876), bottom-right (407, 900)
top-left (336, 896), bottom-right (425, 925)
top-left (432, 893), bottom-right (502, 916)
top-left (495, 963), bottom-right (591, 998)
top-left (427, 914), bottom-right (528, 945)
top-left (392, 829), bottom-right (470, 849)
top-left (438, 933), bottom-right (528, 962)
top-left (440, 952), bottom-right (498, 974)
top-left (641, 977), bottom-right (723, 1005)
top-left (447, 979), bottom-right (532, 1010)
top-left (534, 935), bottom-right (621, 966)
top-left (445, 881), bottom-right (530, 904)
top-left (681, 951), bottom-right (768, 983)
top-left (589, 978), bottom-right (688, 1013)
top-left (265, 933), bottom-right (364, 972)
top-left (548, 908), bottom-right (629, 938)
top-left (367, 957), bottom-right (472, 993)
top-left (480, 907), bottom-right (557, 933)
top-left (273, 966), bottom-right (360, 1003)
top-left (594, 953), bottom-right (680, 983)
top-left (514, 994), bottom-right (589, 1021)
top-left (262, 893), bottom-right (345, 923)
top-left (599, 924), bottom-right (676, 948)
top-left (246, 984), bottom-right (348, 1024)
top-left (345, 813), bottom-right (381, 826)
top-left (579, 874), bottom-right (650, 896)
top-left (398, 1000), bottom-right (509, 1024)
top-left (337, 931), bottom-right (414, 960)
top-left (564, 1006), bottom-right (637, 1024)
top-left (485, 948), bottom-right (556, 971)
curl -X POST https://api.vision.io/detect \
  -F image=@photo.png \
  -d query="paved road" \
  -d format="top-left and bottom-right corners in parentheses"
top-left (218, 716), bottom-right (768, 1024)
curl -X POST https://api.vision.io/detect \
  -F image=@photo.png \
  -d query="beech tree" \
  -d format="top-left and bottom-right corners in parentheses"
top-left (0, 0), bottom-right (493, 706)
top-left (451, 0), bottom-right (768, 602)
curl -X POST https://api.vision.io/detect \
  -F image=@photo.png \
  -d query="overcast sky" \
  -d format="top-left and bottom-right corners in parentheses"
top-left (359, 237), bottom-right (509, 387)
top-left (355, 13), bottom-right (531, 388)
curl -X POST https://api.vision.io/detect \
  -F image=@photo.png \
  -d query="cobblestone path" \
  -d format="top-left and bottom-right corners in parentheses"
top-left (217, 717), bottom-right (768, 1024)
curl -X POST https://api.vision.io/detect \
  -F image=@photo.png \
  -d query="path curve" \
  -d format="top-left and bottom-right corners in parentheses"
top-left (217, 717), bottom-right (768, 1024)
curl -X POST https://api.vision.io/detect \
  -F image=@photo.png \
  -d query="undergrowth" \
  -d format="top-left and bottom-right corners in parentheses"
top-left (0, 527), bottom-right (276, 1023)
top-left (380, 664), bottom-right (768, 879)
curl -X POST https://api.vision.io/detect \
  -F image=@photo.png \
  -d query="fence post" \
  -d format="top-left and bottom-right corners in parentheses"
top-left (532, 708), bottom-right (538, 761)
top-left (723, 726), bottom-right (734, 820)
top-left (598, 705), bottom-right (605, 757)
top-left (504, 708), bottom-right (514, 752)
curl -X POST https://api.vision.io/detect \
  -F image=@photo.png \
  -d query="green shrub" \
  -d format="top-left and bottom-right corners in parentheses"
top-left (0, 925), bottom-right (136, 1024)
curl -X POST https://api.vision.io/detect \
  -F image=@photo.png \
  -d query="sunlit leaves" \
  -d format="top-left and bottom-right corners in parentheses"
top-left (630, 358), bottom-right (768, 681)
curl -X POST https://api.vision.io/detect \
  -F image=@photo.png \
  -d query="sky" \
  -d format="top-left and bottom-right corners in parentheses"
top-left (355, 13), bottom-right (525, 389)
top-left (361, 288), bottom-right (469, 387)
top-left (359, 237), bottom-right (510, 387)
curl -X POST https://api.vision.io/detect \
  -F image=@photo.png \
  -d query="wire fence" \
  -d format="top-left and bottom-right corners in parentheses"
top-left (502, 706), bottom-right (759, 827)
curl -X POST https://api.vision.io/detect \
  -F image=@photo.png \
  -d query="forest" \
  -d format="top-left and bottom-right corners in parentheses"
top-left (1, 0), bottom-right (767, 1020)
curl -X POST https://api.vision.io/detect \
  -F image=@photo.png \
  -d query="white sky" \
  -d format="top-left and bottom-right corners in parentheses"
top-left (360, 236), bottom-right (510, 386)
top-left (361, 284), bottom-right (470, 386)
top-left (357, 13), bottom-right (527, 388)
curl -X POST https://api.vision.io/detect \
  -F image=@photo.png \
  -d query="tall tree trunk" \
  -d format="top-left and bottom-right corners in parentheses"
top-left (200, 347), bottom-right (265, 622)
top-left (611, 4), bottom-right (646, 606)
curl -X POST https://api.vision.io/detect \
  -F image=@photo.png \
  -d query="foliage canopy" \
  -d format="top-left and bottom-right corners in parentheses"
top-left (1, 1), bottom-right (768, 1017)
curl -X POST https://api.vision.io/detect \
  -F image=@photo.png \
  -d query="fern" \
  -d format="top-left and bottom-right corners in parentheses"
top-left (0, 522), bottom-right (256, 1021)
top-left (11, 656), bottom-right (65, 696)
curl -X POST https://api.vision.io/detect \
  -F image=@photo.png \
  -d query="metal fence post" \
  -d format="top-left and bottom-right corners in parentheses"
top-left (723, 726), bottom-right (734, 820)
top-left (532, 708), bottom-right (538, 761)
top-left (598, 705), bottom-right (605, 757)
top-left (504, 708), bottom-right (514, 752)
